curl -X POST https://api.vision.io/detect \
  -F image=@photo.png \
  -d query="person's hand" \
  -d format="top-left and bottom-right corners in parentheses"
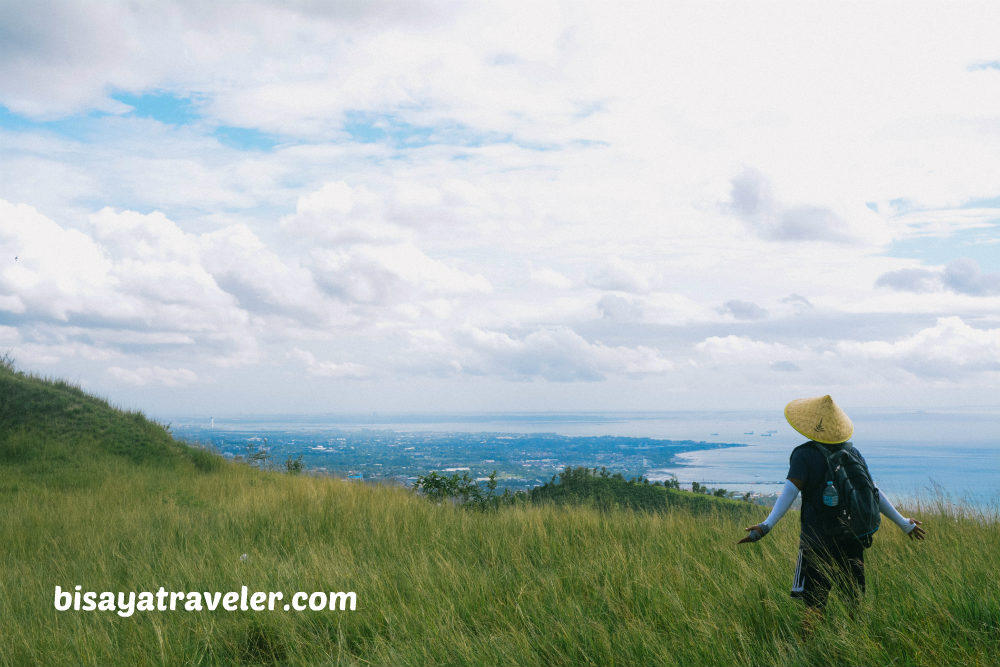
top-left (737, 523), bottom-right (769, 544)
top-left (907, 518), bottom-right (925, 540)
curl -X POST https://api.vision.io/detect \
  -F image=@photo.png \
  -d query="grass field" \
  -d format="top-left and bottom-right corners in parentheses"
top-left (1, 361), bottom-right (998, 666)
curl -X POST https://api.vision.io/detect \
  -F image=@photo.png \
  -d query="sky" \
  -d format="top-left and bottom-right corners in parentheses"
top-left (1, 1), bottom-right (1000, 417)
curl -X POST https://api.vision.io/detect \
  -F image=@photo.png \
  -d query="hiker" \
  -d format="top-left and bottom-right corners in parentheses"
top-left (737, 395), bottom-right (925, 611)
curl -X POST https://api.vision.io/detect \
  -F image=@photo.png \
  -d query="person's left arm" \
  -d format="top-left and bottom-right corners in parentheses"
top-left (879, 490), bottom-right (926, 540)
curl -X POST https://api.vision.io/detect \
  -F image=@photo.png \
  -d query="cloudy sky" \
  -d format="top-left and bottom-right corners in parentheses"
top-left (2, 1), bottom-right (1000, 417)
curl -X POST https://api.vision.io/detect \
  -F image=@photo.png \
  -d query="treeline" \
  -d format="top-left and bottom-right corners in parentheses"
top-left (413, 466), bottom-right (751, 513)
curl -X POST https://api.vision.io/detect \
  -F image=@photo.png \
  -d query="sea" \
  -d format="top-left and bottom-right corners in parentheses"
top-left (174, 409), bottom-right (1000, 509)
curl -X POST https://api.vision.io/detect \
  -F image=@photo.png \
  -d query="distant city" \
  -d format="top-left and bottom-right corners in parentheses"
top-left (171, 422), bottom-right (743, 492)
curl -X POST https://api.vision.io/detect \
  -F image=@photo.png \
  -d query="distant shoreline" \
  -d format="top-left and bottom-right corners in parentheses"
top-left (170, 409), bottom-right (1000, 507)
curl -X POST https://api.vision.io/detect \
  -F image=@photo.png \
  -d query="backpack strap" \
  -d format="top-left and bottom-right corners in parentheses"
top-left (792, 440), bottom-right (839, 481)
top-left (807, 440), bottom-right (842, 459)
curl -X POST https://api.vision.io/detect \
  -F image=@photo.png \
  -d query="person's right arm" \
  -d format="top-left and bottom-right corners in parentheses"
top-left (737, 477), bottom-right (803, 544)
top-left (738, 441), bottom-right (810, 546)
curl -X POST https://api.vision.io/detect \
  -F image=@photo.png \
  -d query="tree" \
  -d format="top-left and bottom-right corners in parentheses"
top-left (285, 455), bottom-right (304, 475)
top-left (237, 439), bottom-right (270, 469)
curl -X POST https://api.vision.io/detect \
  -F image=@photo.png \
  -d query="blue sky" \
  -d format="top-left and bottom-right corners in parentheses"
top-left (1, 1), bottom-right (1000, 416)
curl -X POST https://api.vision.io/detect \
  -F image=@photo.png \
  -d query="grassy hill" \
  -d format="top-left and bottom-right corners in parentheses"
top-left (0, 355), bottom-right (217, 472)
top-left (527, 465), bottom-right (747, 512)
top-left (1, 360), bottom-right (997, 666)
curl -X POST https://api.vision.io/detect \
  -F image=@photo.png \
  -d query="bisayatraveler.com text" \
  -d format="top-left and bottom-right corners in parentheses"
top-left (55, 585), bottom-right (357, 617)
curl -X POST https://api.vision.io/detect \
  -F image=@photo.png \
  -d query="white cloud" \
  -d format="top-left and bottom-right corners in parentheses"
top-left (597, 295), bottom-right (643, 321)
top-left (586, 257), bottom-right (656, 294)
top-left (0, 1), bottom-right (414, 119)
top-left (782, 294), bottom-right (813, 313)
top-left (718, 299), bottom-right (769, 321)
top-left (876, 259), bottom-right (1000, 297)
top-left (1, 200), bottom-right (117, 321)
top-left (0, 296), bottom-right (24, 314)
top-left (290, 349), bottom-right (369, 380)
top-left (1, 201), bottom-right (253, 369)
top-left (875, 267), bottom-right (941, 294)
top-left (281, 181), bottom-right (409, 246)
top-left (90, 207), bottom-right (199, 262)
top-left (0, 195), bottom-right (492, 386)
top-left (725, 167), bottom-right (889, 245)
top-left (0, 1), bottom-right (137, 117)
top-left (409, 326), bottom-right (674, 382)
top-left (199, 223), bottom-right (341, 325)
top-left (942, 259), bottom-right (1000, 296)
top-left (279, 180), bottom-right (494, 311)
top-left (530, 267), bottom-right (574, 290)
top-left (106, 365), bottom-right (199, 387)
top-left (695, 335), bottom-right (806, 367)
top-left (770, 361), bottom-right (801, 373)
top-left (2, 2), bottom-right (1000, 411)
top-left (838, 317), bottom-right (1000, 379)
top-left (309, 243), bottom-right (491, 306)
top-left (872, 204), bottom-right (1000, 240)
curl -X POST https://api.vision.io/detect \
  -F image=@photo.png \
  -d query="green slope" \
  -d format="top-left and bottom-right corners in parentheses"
top-left (1, 359), bottom-right (997, 667)
top-left (528, 465), bottom-right (746, 513)
top-left (0, 357), bottom-right (216, 472)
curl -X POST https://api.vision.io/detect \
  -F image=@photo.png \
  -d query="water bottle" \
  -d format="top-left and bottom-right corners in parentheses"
top-left (823, 480), bottom-right (839, 507)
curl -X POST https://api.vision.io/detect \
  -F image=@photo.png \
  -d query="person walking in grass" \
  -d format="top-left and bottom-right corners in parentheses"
top-left (738, 395), bottom-right (925, 617)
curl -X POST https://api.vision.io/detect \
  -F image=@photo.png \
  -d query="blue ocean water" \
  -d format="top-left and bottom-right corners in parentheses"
top-left (177, 409), bottom-right (999, 508)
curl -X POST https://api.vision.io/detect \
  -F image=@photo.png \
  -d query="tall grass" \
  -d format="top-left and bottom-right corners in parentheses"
top-left (1, 457), bottom-right (997, 667)
top-left (1, 361), bottom-right (997, 666)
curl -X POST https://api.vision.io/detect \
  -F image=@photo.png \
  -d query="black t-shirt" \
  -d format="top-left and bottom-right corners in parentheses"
top-left (787, 440), bottom-right (869, 548)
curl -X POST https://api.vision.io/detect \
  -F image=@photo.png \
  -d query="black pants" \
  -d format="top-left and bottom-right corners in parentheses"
top-left (791, 539), bottom-right (865, 608)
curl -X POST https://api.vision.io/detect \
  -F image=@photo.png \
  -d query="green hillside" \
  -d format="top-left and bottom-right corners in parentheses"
top-left (0, 356), bottom-right (216, 472)
top-left (527, 465), bottom-right (746, 512)
top-left (1, 360), bottom-right (997, 667)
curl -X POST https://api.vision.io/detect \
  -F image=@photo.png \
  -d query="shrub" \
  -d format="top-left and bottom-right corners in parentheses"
top-left (413, 470), bottom-right (526, 510)
top-left (285, 454), bottom-right (304, 475)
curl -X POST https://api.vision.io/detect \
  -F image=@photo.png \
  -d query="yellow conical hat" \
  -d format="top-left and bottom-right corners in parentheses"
top-left (784, 395), bottom-right (854, 444)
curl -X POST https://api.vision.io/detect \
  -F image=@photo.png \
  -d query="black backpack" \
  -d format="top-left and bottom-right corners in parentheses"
top-left (799, 441), bottom-right (881, 547)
